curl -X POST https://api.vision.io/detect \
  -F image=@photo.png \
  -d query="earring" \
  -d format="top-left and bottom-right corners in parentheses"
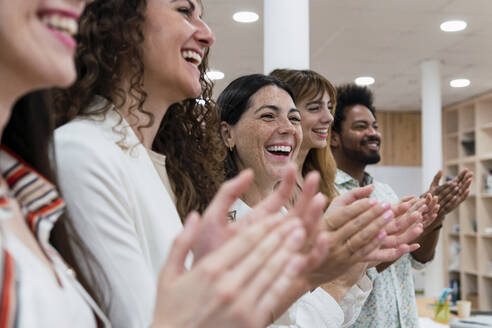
top-left (229, 145), bottom-right (234, 152)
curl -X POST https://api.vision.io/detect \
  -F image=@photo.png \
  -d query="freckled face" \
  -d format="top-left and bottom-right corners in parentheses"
top-left (297, 91), bottom-right (334, 152)
top-left (0, 0), bottom-right (85, 90)
top-left (229, 85), bottom-right (302, 183)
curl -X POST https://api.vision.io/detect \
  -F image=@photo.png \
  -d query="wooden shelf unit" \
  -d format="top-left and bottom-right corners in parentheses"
top-left (442, 93), bottom-right (492, 310)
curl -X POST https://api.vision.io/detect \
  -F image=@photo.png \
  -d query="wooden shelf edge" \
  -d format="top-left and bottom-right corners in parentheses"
top-left (480, 122), bottom-right (492, 130)
top-left (463, 270), bottom-right (478, 276)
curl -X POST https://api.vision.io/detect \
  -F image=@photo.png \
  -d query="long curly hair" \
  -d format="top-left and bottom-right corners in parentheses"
top-left (270, 69), bottom-right (338, 204)
top-left (55, 0), bottom-right (226, 219)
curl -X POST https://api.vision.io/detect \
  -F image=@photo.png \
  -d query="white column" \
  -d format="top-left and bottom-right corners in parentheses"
top-left (264, 0), bottom-right (309, 74)
top-left (421, 60), bottom-right (444, 297)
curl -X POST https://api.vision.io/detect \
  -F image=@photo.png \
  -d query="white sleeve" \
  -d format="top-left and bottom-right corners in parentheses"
top-left (340, 274), bottom-right (373, 327)
top-left (269, 288), bottom-right (344, 328)
top-left (55, 130), bottom-right (155, 328)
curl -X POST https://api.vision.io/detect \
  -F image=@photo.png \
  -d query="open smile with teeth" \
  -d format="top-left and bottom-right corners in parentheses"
top-left (365, 141), bottom-right (380, 150)
top-left (182, 50), bottom-right (203, 66)
top-left (266, 145), bottom-right (293, 157)
top-left (40, 14), bottom-right (78, 37)
top-left (313, 128), bottom-right (328, 134)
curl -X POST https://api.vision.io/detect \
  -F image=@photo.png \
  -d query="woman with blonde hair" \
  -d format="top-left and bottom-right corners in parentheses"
top-left (52, 1), bottom-right (343, 327)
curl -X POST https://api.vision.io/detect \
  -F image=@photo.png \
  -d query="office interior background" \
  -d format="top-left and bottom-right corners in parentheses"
top-left (204, 0), bottom-right (492, 313)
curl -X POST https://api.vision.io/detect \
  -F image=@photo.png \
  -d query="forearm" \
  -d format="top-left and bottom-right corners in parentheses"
top-left (270, 278), bottom-right (311, 323)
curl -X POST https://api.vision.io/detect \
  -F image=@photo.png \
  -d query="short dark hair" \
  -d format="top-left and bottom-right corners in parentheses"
top-left (217, 74), bottom-right (295, 177)
top-left (333, 84), bottom-right (376, 133)
top-left (218, 74), bottom-right (295, 125)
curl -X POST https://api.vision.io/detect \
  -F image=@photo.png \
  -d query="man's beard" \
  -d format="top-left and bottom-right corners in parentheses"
top-left (341, 139), bottom-right (381, 165)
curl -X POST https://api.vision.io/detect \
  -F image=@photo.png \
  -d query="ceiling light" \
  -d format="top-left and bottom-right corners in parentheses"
top-left (355, 76), bottom-right (375, 86)
top-left (233, 11), bottom-right (259, 23)
top-left (206, 70), bottom-right (225, 80)
top-left (440, 20), bottom-right (467, 32)
top-left (450, 79), bottom-right (470, 88)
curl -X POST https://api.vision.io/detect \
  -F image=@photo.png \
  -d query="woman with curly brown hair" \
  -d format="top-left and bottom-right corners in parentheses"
top-left (52, 1), bottom-right (338, 327)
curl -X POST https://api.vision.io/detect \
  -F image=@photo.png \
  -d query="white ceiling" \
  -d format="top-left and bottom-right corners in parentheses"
top-left (204, 0), bottom-right (492, 111)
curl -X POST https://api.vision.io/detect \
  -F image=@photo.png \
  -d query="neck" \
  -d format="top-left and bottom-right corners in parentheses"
top-left (0, 65), bottom-right (28, 141)
top-left (332, 151), bottom-right (366, 185)
top-left (241, 175), bottom-right (277, 208)
top-left (117, 82), bottom-right (174, 150)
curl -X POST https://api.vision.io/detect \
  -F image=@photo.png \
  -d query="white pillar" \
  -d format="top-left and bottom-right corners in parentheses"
top-left (264, 0), bottom-right (309, 74)
top-left (421, 60), bottom-right (444, 297)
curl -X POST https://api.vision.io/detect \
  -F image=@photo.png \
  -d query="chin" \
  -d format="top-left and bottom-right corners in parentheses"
top-left (364, 154), bottom-right (381, 165)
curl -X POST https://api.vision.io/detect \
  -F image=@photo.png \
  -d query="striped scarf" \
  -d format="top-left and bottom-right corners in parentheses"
top-left (0, 146), bottom-right (66, 328)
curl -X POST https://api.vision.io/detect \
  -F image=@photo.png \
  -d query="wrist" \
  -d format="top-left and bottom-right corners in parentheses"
top-left (321, 281), bottom-right (350, 303)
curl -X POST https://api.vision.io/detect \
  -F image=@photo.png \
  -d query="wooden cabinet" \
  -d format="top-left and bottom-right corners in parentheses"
top-left (442, 92), bottom-right (492, 310)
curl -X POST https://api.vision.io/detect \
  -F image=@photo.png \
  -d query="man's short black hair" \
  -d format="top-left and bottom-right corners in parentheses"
top-left (333, 84), bottom-right (376, 133)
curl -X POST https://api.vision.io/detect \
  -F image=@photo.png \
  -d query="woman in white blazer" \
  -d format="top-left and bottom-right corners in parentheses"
top-left (54, 1), bottom-right (342, 327)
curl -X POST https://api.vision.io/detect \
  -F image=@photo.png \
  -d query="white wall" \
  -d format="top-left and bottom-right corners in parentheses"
top-left (365, 165), bottom-right (427, 294)
top-left (366, 165), bottom-right (423, 198)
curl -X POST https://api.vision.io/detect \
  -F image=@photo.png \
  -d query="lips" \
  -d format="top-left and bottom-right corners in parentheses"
top-left (362, 138), bottom-right (381, 151)
top-left (181, 49), bottom-right (203, 67)
top-left (312, 128), bottom-right (329, 138)
top-left (265, 144), bottom-right (294, 161)
top-left (38, 9), bottom-right (79, 50)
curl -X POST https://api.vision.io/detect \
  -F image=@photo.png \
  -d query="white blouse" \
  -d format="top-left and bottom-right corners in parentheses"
top-left (230, 198), bottom-right (372, 328)
top-left (55, 99), bottom-right (183, 328)
top-left (5, 235), bottom-right (97, 328)
top-left (0, 147), bottom-right (109, 327)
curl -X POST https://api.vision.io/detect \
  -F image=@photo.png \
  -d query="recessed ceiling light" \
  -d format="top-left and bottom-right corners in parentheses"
top-left (206, 70), bottom-right (225, 80)
top-left (440, 20), bottom-right (467, 32)
top-left (355, 76), bottom-right (375, 86)
top-left (450, 78), bottom-right (470, 88)
top-left (233, 11), bottom-right (259, 23)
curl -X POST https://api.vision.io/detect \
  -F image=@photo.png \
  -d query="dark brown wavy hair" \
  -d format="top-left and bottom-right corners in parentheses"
top-left (55, 0), bottom-right (226, 219)
top-left (270, 69), bottom-right (338, 204)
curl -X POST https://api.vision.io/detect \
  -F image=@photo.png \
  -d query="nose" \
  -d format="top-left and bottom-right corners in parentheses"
top-left (367, 125), bottom-right (380, 138)
top-left (277, 119), bottom-right (297, 135)
top-left (321, 107), bottom-right (334, 125)
top-left (195, 19), bottom-right (215, 47)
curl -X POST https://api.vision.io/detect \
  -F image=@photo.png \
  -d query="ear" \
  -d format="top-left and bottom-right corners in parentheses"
top-left (220, 122), bottom-right (235, 149)
top-left (330, 131), bottom-right (340, 148)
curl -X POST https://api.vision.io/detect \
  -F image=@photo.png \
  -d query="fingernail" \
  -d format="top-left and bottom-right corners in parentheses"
top-left (381, 202), bottom-right (391, 210)
top-left (383, 210), bottom-right (394, 221)
top-left (369, 198), bottom-right (378, 205)
top-left (377, 230), bottom-right (387, 240)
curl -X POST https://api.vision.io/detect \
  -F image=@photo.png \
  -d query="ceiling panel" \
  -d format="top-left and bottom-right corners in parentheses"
top-left (206, 0), bottom-right (491, 111)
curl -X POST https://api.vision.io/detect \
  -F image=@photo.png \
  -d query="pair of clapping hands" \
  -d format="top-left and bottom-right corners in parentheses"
top-left (150, 165), bottom-right (446, 328)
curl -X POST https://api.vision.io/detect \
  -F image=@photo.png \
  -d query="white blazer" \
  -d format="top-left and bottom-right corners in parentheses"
top-left (54, 99), bottom-right (183, 328)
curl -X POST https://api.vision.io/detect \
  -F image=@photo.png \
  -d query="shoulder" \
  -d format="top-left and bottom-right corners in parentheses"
top-left (372, 180), bottom-right (399, 203)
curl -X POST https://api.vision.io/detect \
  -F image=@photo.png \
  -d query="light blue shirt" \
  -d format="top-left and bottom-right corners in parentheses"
top-left (335, 169), bottom-right (425, 328)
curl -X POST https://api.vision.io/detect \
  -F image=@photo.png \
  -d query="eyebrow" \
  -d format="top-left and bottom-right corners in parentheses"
top-left (254, 106), bottom-right (300, 115)
top-left (352, 119), bottom-right (377, 125)
top-left (306, 100), bottom-right (332, 106)
top-left (254, 105), bottom-right (279, 114)
top-left (171, 0), bottom-right (197, 12)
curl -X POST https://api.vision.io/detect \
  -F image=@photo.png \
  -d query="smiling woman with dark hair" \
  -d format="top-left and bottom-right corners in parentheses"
top-left (52, 1), bottom-right (338, 327)
top-left (216, 73), bottom-right (428, 327)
